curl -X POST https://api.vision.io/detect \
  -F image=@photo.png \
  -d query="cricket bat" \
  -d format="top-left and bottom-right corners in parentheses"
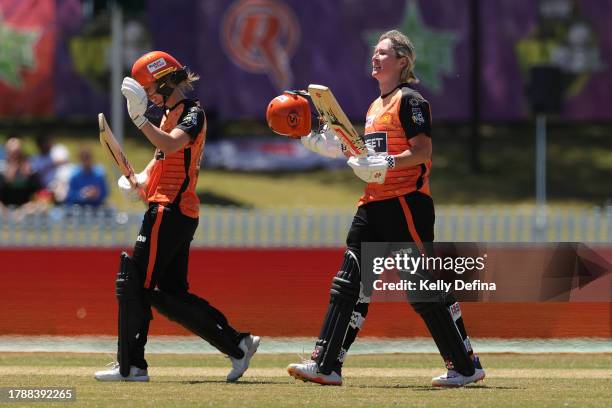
top-left (98, 113), bottom-right (147, 204)
top-left (308, 84), bottom-right (367, 158)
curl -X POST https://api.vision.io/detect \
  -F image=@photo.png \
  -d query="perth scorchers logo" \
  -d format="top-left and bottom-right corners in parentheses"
top-left (287, 110), bottom-right (299, 128)
top-left (221, 0), bottom-right (300, 91)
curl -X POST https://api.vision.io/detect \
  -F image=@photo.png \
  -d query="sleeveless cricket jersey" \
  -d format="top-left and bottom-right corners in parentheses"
top-left (359, 84), bottom-right (432, 206)
top-left (145, 99), bottom-right (206, 218)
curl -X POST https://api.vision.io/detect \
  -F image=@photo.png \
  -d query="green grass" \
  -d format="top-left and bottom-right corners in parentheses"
top-left (0, 353), bottom-right (610, 407)
top-left (5, 121), bottom-right (612, 209)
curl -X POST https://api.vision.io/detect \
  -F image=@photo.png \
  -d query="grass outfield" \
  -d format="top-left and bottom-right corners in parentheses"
top-left (0, 353), bottom-right (610, 407)
top-left (8, 122), bottom-right (612, 209)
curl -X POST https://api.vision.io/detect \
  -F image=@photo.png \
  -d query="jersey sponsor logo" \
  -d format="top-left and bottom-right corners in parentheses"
top-left (147, 57), bottom-right (167, 73)
top-left (364, 131), bottom-right (387, 153)
top-left (379, 112), bottom-right (393, 124)
top-left (220, 0), bottom-right (301, 91)
top-left (365, 115), bottom-right (375, 128)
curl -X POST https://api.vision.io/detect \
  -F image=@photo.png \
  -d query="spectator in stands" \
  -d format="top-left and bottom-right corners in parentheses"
top-left (65, 147), bottom-right (108, 208)
top-left (30, 132), bottom-right (72, 203)
top-left (0, 141), bottom-right (5, 169)
top-left (0, 137), bottom-right (46, 218)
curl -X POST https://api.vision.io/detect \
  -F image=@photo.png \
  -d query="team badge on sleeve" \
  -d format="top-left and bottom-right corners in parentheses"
top-left (183, 112), bottom-right (198, 127)
top-left (408, 97), bottom-right (426, 125)
top-left (412, 107), bottom-right (425, 125)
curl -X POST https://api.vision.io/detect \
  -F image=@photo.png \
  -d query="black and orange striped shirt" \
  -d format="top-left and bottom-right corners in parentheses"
top-left (359, 84), bottom-right (432, 206)
top-left (145, 99), bottom-right (206, 218)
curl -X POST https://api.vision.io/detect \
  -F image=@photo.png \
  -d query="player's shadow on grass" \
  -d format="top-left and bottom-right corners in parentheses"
top-left (166, 379), bottom-right (288, 385)
top-left (354, 384), bottom-right (522, 391)
top-left (416, 385), bottom-right (523, 391)
top-left (351, 384), bottom-right (445, 391)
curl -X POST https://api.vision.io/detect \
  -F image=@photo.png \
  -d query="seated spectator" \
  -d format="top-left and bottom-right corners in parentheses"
top-left (65, 147), bottom-right (108, 208)
top-left (30, 132), bottom-right (72, 203)
top-left (0, 138), bottom-right (47, 218)
top-left (0, 142), bottom-right (5, 167)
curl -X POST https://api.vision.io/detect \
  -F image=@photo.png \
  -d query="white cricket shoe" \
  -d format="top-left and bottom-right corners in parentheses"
top-left (227, 335), bottom-right (260, 382)
top-left (287, 360), bottom-right (342, 386)
top-left (94, 362), bottom-right (149, 382)
top-left (431, 356), bottom-right (485, 387)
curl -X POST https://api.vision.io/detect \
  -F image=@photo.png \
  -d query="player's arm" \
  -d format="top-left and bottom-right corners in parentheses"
top-left (393, 93), bottom-right (432, 170)
top-left (121, 76), bottom-right (202, 154)
top-left (143, 106), bottom-right (204, 154)
top-left (393, 134), bottom-right (431, 169)
top-left (139, 123), bottom-right (191, 155)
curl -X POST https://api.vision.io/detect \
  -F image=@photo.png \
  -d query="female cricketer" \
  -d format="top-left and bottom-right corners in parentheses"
top-left (268, 30), bottom-right (485, 387)
top-left (94, 51), bottom-right (259, 382)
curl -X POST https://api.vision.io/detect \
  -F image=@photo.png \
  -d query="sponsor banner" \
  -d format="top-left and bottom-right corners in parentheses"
top-left (1, 0), bottom-right (611, 120)
top-left (0, 248), bottom-right (610, 337)
top-left (362, 242), bottom-right (612, 302)
top-left (0, 0), bottom-right (55, 116)
top-left (148, 0), bottom-right (612, 121)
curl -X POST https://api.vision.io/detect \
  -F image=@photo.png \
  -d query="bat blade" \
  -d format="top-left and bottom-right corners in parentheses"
top-left (98, 113), bottom-right (147, 204)
top-left (308, 84), bottom-right (367, 158)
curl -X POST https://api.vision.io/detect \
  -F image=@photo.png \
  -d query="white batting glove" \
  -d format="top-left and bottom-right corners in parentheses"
top-left (121, 77), bottom-right (149, 129)
top-left (117, 172), bottom-right (147, 201)
top-left (301, 126), bottom-right (343, 158)
top-left (347, 152), bottom-right (395, 184)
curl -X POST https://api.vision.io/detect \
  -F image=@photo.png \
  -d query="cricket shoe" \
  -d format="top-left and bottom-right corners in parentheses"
top-left (431, 356), bottom-right (485, 387)
top-left (287, 360), bottom-right (342, 386)
top-left (227, 335), bottom-right (261, 382)
top-left (94, 362), bottom-right (149, 382)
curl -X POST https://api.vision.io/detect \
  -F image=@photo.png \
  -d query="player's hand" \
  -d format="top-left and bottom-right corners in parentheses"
top-left (117, 172), bottom-right (147, 201)
top-left (347, 151), bottom-right (395, 184)
top-left (121, 77), bottom-right (149, 129)
top-left (301, 125), bottom-right (343, 158)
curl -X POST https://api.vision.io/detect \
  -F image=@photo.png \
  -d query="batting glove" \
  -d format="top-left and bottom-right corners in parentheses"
top-left (301, 125), bottom-right (344, 158)
top-left (117, 172), bottom-right (147, 201)
top-left (347, 153), bottom-right (395, 184)
top-left (121, 77), bottom-right (149, 129)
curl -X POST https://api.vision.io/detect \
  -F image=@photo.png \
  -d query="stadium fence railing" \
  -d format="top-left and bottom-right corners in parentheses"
top-left (1, 205), bottom-right (610, 247)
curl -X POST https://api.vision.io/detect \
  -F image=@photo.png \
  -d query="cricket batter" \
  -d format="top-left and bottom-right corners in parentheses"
top-left (94, 51), bottom-right (259, 382)
top-left (268, 30), bottom-right (485, 387)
